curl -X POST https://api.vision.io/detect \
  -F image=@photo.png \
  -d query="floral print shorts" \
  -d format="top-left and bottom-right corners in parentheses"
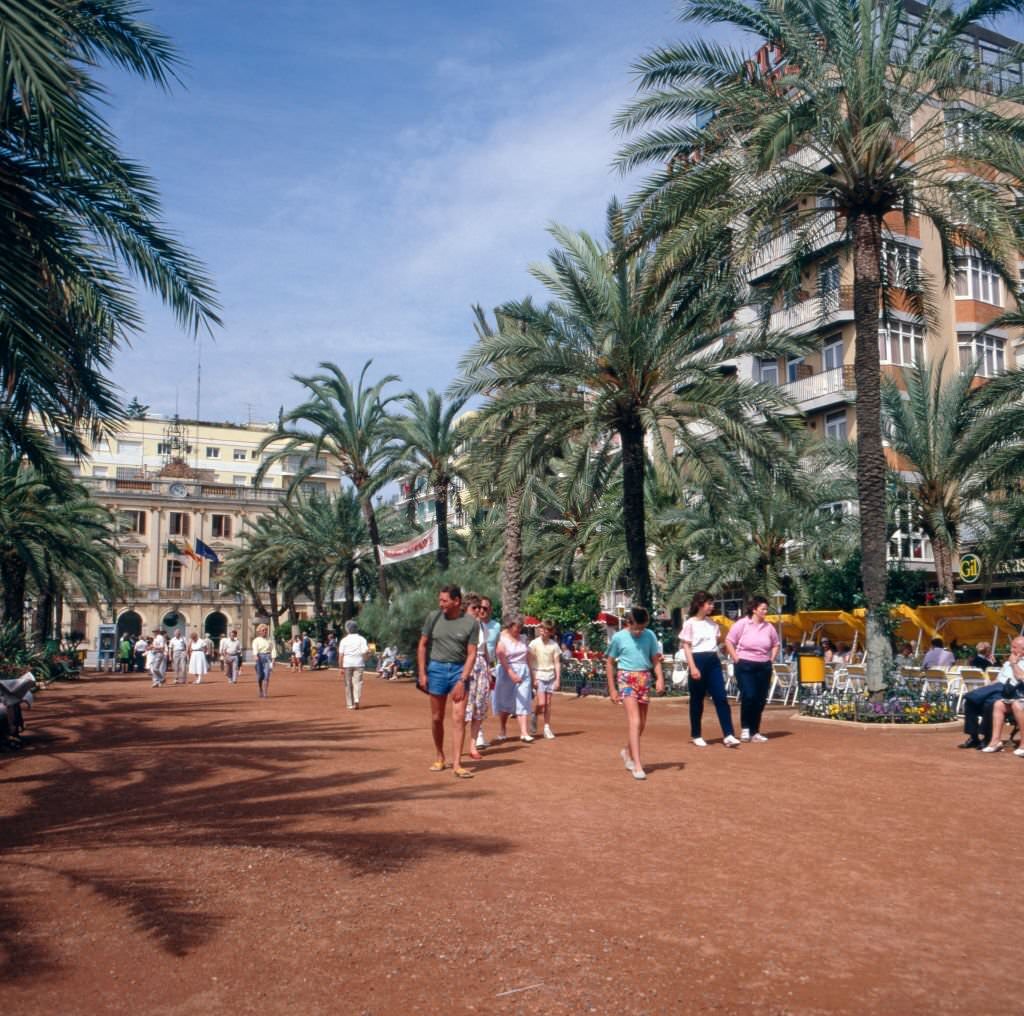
top-left (617, 670), bottom-right (651, 704)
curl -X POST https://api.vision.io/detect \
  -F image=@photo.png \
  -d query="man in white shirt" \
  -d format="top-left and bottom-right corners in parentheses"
top-left (338, 620), bottom-right (369, 709)
top-left (133, 635), bottom-right (149, 674)
top-left (218, 634), bottom-right (230, 671)
top-left (223, 629), bottom-right (242, 684)
top-left (922, 638), bottom-right (955, 669)
top-left (149, 628), bottom-right (167, 687)
top-left (169, 629), bottom-right (188, 684)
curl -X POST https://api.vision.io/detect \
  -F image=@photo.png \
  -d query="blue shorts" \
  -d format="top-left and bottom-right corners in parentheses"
top-left (427, 660), bottom-right (464, 696)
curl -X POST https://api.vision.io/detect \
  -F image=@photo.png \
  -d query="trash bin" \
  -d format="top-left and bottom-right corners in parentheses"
top-left (797, 644), bottom-right (825, 685)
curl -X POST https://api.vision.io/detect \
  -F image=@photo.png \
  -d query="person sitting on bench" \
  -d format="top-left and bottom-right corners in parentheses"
top-left (982, 647), bottom-right (1024, 755)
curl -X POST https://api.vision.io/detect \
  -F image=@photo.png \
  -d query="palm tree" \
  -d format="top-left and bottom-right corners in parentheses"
top-left (454, 200), bottom-right (801, 610)
top-left (390, 389), bottom-right (471, 571)
top-left (0, 450), bottom-right (122, 644)
top-left (257, 361), bottom-right (401, 600)
top-left (881, 355), bottom-right (1024, 597)
top-left (616, 0), bottom-right (1024, 685)
top-left (0, 0), bottom-right (220, 469)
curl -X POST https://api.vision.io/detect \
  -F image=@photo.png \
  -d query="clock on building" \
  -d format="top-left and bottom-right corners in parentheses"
top-left (168, 482), bottom-right (187, 498)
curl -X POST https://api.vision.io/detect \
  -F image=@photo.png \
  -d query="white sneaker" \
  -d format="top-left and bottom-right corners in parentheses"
top-left (740, 729), bottom-right (751, 742)
top-left (632, 768), bottom-right (647, 780)
top-left (520, 734), bottom-right (535, 743)
top-left (475, 733), bottom-right (489, 749)
top-left (1014, 747), bottom-right (1024, 757)
top-left (981, 744), bottom-right (1003, 753)
top-left (692, 737), bottom-right (708, 748)
top-left (620, 748), bottom-right (635, 772)
top-left (543, 725), bottom-right (555, 739)
top-left (751, 733), bottom-right (768, 743)
top-left (723, 735), bottom-right (741, 748)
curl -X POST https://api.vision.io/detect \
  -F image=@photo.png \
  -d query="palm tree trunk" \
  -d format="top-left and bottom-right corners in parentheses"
top-left (501, 483), bottom-right (525, 618)
top-left (618, 413), bottom-right (653, 611)
top-left (360, 495), bottom-right (389, 600)
top-left (269, 585), bottom-right (280, 630)
top-left (852, 212), bottom-right (893, 692)
top-left (1, 551), bottom-right (27, 643)
top-left (344, 563), bottom-right (355, 620)
top-left (434, 479), bottom-right (449, 571)
top-left (933, 538), bottom-right (955, 599)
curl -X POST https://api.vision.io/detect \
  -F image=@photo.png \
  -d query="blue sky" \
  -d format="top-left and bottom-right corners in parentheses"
top-left (107, 0), bottom-right (685, 423)
top-left (107, 2), bottom-right (1024, 425)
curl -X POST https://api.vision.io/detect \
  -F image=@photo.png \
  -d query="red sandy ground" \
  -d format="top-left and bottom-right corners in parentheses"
top-left (0, 667), bottom-right (1018, 1015)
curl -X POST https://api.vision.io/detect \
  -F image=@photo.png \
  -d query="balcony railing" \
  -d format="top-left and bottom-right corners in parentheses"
top-left (81, 476), bottom-right (286, 503)
top-left (780, 365), bottom-right (856, 404)
top-left (749, 215), bottom-right (843, 279)
top-left (769, 287), bottom-right (854, 335)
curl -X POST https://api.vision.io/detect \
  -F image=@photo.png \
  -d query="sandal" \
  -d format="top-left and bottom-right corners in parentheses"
top-left (453, 767), bottom-right (474, 779)
top-left (468, 749), bottom-right (483, 760)
top-left (428, 760), bottom-right (447, 772)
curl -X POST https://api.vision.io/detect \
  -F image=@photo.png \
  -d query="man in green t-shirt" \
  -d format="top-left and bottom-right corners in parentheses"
top-left (418, 584), bottom-right (479, 778)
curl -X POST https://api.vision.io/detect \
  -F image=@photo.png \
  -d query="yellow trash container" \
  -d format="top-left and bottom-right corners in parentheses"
top-left (797, 645), bottom-right (826, 685)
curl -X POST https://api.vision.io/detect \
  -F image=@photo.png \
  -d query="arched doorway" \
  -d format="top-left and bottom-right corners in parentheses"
top-left (162, 609), bottom-right (188, 633)
top-left (116, 610), bottom-right (143, 639)
top-left (205, 611), bottom-right (228, 640)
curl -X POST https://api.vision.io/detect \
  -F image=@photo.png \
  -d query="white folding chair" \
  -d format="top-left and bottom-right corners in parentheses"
top-left (768, 663), bottom-right (796, 705)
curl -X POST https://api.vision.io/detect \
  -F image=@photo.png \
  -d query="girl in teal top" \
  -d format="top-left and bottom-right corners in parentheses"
top-left (606, 606), bottom-right (664, 781)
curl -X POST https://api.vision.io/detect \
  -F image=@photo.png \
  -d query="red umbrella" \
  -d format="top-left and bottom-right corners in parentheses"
top-left (523, 616), bottom-right (541, 626)
top-left (595, 611), bottom-right (620, 626)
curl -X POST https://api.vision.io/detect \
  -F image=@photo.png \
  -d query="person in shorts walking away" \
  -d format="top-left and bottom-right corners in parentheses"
top-left (417, 585), bottom-right (478, 779)
top-left (528, 619), bottom-right (561, 739)
top-left (606, 607), bottom-right (664, 781)
top-left (338, 620), bottom-right (369, 709)
top-left (681, 591), bottom-right (740, 749)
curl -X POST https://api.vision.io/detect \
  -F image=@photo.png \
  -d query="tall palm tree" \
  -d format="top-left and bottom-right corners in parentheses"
top-left (454, 200), bottom-right (801, 610)
top-left (257, 361), bottom-right (401, 600)
top-left (0, 0), bottom-right (220, 469)
top-left (616, 0), bottom-right (1024, 685)
top-left (881, 355), bottom-right (1024, 597)
top-left (390, 389), bottom-right (471, 571)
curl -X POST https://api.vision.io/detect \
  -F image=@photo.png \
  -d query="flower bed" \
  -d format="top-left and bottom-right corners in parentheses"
top-left (800, 673), bottom-right (957, 725)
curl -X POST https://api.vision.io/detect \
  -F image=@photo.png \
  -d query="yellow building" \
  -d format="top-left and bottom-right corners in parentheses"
top-left (54, 414), bottom-right (343, 659)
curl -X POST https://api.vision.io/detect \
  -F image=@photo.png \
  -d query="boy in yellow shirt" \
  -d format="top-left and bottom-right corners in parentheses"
top-left (528, 620), bottom-right (562, 739)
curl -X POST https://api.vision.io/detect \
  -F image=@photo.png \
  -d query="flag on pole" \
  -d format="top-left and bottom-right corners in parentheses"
top-left (377, 526), bottom-right (438, 566)
top-left (194, 538), bottom-right (220, 564)
top-left (166, 540), bottom-right (187, 558)
top-left (181, 539), bottom-right (203, 564)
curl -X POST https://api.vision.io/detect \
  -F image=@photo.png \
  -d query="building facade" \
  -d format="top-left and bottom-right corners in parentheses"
top-left (54, 414), bottom-right (343, 659)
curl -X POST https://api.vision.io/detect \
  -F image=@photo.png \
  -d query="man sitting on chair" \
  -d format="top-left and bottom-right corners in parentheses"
top-left (922, 638), bottom-right (955, 669)
top-left (960, 636), bottom-right (1024, 750)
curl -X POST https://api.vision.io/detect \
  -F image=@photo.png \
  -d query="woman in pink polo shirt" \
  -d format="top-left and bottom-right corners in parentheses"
top-left (725, 596), bottom-right (780, 742)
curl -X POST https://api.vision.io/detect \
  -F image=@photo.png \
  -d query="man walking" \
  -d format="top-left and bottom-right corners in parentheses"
top-left (418, 585), bottom-right (479, 778)
top-left (149, 628), bottom-right (167, 687)
top-left (223, 629), bottom-right (242, 684)
top-left (169, 628), bottom-right (188, 685)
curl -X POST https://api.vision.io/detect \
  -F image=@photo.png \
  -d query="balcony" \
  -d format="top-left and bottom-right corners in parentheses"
top-left (81, 476), bottom-right (286, 504)
top-left (780, 364), bottom-right (856, 412)
top-left (769, 287), bottom-right (854, 337)
top-left (749, 216), bottom-right (843, 280)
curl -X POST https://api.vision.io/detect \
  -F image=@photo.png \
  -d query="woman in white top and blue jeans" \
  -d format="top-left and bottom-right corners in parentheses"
top-left (681, 591), bottom-right (740, 748)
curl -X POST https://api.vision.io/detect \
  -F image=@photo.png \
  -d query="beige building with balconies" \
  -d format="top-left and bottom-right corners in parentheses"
top-left (54, 414), bottom-right (343, 657)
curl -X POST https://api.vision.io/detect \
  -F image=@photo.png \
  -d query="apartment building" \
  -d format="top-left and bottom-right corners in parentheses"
top-left (735, 7), bottom-right (1024, 577)
top-left (54, 414), bottom-right (343, 656)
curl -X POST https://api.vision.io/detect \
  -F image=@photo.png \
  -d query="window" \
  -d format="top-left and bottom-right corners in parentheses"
top-left (234, 475), bottom-right (248, 486)
top-left (211, 514), bottom-right (232, 538)
top-left (945, 107), bottom-right (981, 150)
top-left (233, 448), bottom-right (247, 461)
top-left (822, 335), bottom-right (843, 372)
top-left (978, 41), bottom-right (1023, 94)
top-left (824, 410), bottom-right (847, 441)
top-left (166, 560), bottom-right (183, 589)
top-left (787, 355), bottom-right (805, 383)
top-left (818, 259), bottom-right (840, 307)
top-left (168, 512), bottom-right (190, 537)
top-left (889, 499), bottom-right (935, 563)
top-left (209, 561), bottom-right (222, 589)
top-left (69, 610), bottom-right (88, 638)
top-left (157, 441), bottom-right (171, 455)
top-left (757, 358), bottom-right (779, 385)
top-left (878, 321), bottom-right (922, 366)
top-left (955, 254), bottom-right (1001, 305)
top-left (121, 510), bottom-right (146, 535)
top-left (117, 440), bottom-right (142, 457)
top-left (959, 333), bottom-right (1005, 377)
top-left (92, 466), bottom-right (109, 478)
top-left (205, 446), bottom-right (220, 459)
top-left (123, 557), bottom-right (140, 584)
top-left (881, 242), bottom-right (921, 288)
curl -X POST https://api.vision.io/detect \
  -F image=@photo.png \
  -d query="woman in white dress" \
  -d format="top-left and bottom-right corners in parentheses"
top-left (188, 633), bottom-right (209, 684)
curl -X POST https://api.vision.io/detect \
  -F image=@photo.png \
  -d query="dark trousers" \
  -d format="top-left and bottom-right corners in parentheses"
top-left (964, 683), bottom-right (1004, 740)
top-left (689, 652), bottom-right (734, 738)
top-left (735, 659), bottom-right (772, 734)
